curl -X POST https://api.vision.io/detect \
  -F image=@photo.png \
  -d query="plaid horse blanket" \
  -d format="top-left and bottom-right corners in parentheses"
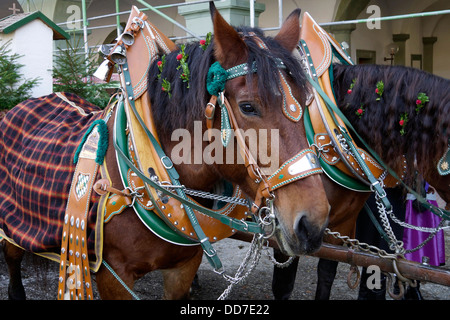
top-left (0, 92), bottom-right (105, 266)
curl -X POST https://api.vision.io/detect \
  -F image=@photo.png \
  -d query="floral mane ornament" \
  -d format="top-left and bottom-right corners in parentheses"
top-left (177, 44), bottom-right (190, 88)
top-left (157, 38), bottom-right (208, 97)
top-left (156, 55), bottom-right (172, 97)
top-left (415, 92), bottom-right (429, 113)
top-left (399, 112), bottom-right (408, 136)
top-left (162, 78), bottom-right (171, 98)
top-left (347, 78), bottom-right (356, 94)
top-left (355, 103), bottom-right (365, 118)
top-left (375, 81), bottom-right (384, 101)
top-left (157, 55), bottom-right (166, 79)
top-left (200, 32), bottom-right (212, 51)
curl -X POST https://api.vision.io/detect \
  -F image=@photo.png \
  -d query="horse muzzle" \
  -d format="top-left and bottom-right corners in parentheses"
top-left (273, 207), bottom-right (327, 256)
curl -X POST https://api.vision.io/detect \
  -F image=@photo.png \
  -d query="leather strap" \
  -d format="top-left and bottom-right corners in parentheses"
top-left (266, 149), bottom-right (323, 192)
top-left (247, 32), bottom-right (302, 122)
top-left (57, 125), bottom-right (103, 300)
top-left (219, 94), bottom-right (322, 213)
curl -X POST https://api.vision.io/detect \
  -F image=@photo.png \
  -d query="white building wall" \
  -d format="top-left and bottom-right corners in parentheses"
top-left (2, 19), bottom-right (54, 98)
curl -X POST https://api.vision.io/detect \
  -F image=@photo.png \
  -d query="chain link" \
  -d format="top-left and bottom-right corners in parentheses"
top-left (217, 234), bottom-right (264, 300)
top-left (265, 248), bottom-right (295, 268)
top-left (324, 228), bottom-right (400, 260)
top-left (374, 194), bottom-right (406, 255)
top-left (161, 182), bottom-right (250, 207)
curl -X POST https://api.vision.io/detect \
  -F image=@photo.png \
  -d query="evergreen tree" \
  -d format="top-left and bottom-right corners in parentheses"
top-left (53, 38), bottom-right (113, 108)
top-left (0, 40), bottom-right (40, 110)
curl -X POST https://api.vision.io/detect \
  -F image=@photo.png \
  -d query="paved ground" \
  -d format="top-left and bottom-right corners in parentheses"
top-left (1, 228), bottom-right (449, 301)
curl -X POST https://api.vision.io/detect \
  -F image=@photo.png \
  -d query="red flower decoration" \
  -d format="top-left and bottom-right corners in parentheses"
top-left (347, 78), bottom-right (356, 94)
top-left (399, 112), bottom-right (408, 135)
top-left (355, 104), bottom-right (365, 118)
top-left (375, 81), bottom-right (384, 101)
top-left (176, 53), bottom-right (183, 60)
top-left (199, 39), bottom-right (206, 46)
top-left (157, 61), bottom-right (162, 67)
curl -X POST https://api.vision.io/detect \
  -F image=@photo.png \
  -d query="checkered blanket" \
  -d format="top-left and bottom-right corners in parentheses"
top-left (0, 92), bottom-right (104, 256)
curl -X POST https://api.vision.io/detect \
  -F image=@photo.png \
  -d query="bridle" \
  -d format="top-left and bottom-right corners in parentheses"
top-left (106, 28), bottom-right (323, 272)
top-left (204, 33), bottom-right (323, 216)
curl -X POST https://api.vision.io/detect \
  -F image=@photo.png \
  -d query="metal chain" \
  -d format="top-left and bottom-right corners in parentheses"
top-left (374, 193), bottom-right (406, 254)
top-left (324, 228), bottom-right (400, 260)
top-left (182, 187), bottom-right (250, 207)
top-left (161, 182), bottom-right (250, 207)
top-left (388, 207), bottom-right (447, 233)
top-left (264, 247), bottom-right (295, 268)
top-left (377, 196), bottom-right (446, 253)
top-left (217, 234), bottom-right (264, 300)
top-left (402, 220), bottom-right (447, 253)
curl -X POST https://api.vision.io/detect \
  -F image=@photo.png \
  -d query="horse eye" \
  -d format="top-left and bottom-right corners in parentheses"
top-left (239, 102), bottom-right (258, 115)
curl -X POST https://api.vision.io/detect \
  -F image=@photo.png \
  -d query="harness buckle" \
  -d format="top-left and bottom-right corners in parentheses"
top-left (205, 102), bottom-right (216, 120)
top-left (125, 186), bottom-right (145, 207)
top-left (160, 155), bottom-right (174, 170)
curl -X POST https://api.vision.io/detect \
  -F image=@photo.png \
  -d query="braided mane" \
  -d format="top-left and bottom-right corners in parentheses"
top-left (332, 63), bottom-right (450, 181)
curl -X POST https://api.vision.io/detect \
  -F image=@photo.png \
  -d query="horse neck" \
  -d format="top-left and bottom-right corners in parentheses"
top-left (159, 133), bottom-right (221, 192)
top-left (332, 63), bottom-right (450, 181)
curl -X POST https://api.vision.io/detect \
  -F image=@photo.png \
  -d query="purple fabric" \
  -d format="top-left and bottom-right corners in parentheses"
top-left (403, 192), bottom-right (446, 266)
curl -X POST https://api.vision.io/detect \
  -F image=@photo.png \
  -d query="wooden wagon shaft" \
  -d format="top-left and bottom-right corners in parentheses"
top-left (230, 232), bottom-right (450, 287)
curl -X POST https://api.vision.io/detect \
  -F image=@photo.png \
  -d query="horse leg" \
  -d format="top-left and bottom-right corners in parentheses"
top-left (2, 241), bottom-right (26, 300)
top-left (95, 261), bottom-right (136, 300)
top-left (271, 248), bottom-right (299, 300)
top-left (314, 258), bottom-right (338, 300)
top-left (161, 248), bottom-right (203, 300)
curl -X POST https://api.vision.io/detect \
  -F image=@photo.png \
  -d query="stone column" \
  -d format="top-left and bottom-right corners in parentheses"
top-left (422, 36), bottom-right (437, 73)
top-left (392, 33), bottom-right (410, 66)
top-left (326, 24), bottom-right (356, 52)
top-left (178, 0), bottom-right (265, 37)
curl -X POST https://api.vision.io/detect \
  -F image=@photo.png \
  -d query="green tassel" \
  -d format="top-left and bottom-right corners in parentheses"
top-left (206, 62), bottom-right (228, 96)
top-left (73, 119), bottom-right (109, 165)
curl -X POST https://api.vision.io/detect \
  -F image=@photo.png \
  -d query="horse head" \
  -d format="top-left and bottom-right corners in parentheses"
top-left (207, 4), bottom-right (330, 254)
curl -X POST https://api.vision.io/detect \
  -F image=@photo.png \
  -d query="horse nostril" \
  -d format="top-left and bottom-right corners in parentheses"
top-left (294, 214), bottom-right (325, 254)
top-left (295, 215), bottom-right (310, 242)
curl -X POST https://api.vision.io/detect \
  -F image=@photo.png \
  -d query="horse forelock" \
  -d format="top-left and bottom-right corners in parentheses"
top-left (332, 63), bottom-right (450, 180)
top-left (147, 26), bottom-right (308, 142)
top-left (236, 26), bottom-right (309, 109)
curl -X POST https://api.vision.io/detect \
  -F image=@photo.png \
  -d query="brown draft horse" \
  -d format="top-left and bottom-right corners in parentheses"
top-left (1, 6), bottom-right (330, 299)
top-left (272, 61), bottom-right (450, 300)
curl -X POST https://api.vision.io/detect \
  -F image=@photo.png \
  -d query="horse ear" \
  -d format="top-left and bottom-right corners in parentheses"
top-left (274, 9), bottom-right (301, 52)
top-left (210, 1), bottom-right (247, 67)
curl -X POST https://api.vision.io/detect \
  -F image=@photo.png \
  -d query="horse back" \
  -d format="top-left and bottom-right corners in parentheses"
top-left (0, 92), bottom-right (104, 253)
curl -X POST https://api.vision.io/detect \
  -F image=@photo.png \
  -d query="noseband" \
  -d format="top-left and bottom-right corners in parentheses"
top-left (204, 34), bottom-right (323, 214)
